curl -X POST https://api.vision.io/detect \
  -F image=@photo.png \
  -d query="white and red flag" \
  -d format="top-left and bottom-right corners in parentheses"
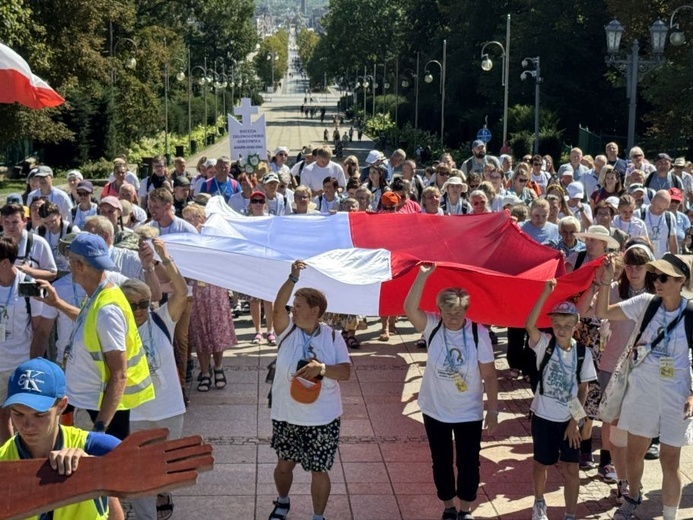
top-left (0, 43), bottom-right (64, 109)
top-left (163, 197), bottom-right (599, 328)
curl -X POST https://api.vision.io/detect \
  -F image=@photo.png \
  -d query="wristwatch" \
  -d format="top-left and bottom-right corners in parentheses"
top-left (92, 420), bottom-right (106, 432)
top-left (319, 363), bottom-right (327, 377)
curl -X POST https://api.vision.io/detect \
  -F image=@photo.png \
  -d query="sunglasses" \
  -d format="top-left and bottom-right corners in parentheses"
top-left (532, 162), bottom-right (542, 166)
top-left (77, 191), bottom-right (90, 196)
top-left (250, 199), bottom-right (265, 204)
top-left (517, 178), bottom-right (528, 183)
top-left (652, 273), bottom-right (679, 284)
top-left (129, 300), bottom-right (150, 311)
top-left (382, 205), bottom-right (396, 211)
top-left (437, 172), bottom-right (450, 177)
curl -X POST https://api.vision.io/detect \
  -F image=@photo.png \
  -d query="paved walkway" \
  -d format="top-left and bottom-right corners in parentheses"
top-left (167, 50), bottom-right (693, 520)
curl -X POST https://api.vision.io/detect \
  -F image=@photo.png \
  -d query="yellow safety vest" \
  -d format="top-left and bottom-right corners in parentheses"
top-left (83, 285), bottom-right (154, 410)
top-left (0, 425), bottom-right (110, 519)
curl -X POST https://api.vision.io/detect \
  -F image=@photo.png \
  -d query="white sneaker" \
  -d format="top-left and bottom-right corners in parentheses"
top-left (532, 500), bottom-right (548, 520)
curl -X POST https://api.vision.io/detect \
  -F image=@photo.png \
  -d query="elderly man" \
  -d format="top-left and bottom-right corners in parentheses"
top-left (672, 157), bottom-right (693, 205)
top-left (300, 146), bottom-right (347, 196)
top-left (27, 165), bottom-right (73, 220)
top-left (38, 233), bottom-right (154, 439)
top-left (558, 148), bottom-right (589, 183)
top-left (461, 140), bottom-right (501, 177)
top-left (637, 189), bottom-right (678, 258)
top-left (172, 156), bottom-right (187, 180)
top-left (99, 196), bottom-right (138, 250)
top-left (387, 148), bottom-right (406, 181)
top-left (199, 156), bottom-right (241, 202)
top-left (605, 142), bottom-right (627, 178)
top-left (118, 183), bottom-right (147, 225)
top-left (644, 153), bottom-right (684, 191)
top-left (0, 203), bottom-right (57, 281)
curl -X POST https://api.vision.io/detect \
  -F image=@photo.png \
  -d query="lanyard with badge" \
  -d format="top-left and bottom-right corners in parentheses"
top-left (656, 300), bottom-right (686, 380)
top-left (62, 280), bottom-right (108, 368)
top-left (0, 279), bottom-right (16, 342)
top-left (442, 326), bottom-right (470, 392)
top-left (556, 341), bottom-right (586, 420)
top-left (292, 328), bottom-right (319, 376)
top-left (142, 315), bottom-right (160, 374)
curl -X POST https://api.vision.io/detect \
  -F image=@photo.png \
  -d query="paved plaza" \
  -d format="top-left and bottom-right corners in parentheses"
top-left (165, 74), bottom-right (693, 520)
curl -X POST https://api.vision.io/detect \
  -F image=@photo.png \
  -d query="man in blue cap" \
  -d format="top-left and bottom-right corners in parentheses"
top-left (0, 357), bottom-right (124, 519)
top-left (38, 233), bottom-right (154, 440)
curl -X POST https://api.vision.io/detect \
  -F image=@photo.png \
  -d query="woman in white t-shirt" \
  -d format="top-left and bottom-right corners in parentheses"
top-left (267, 260), bottom-right (351, 520)
top-left (121, 239), bottom-right (187, 520)
top-left (404, 263), bottom-right (498, 520)
top-left (595, 253), bottom-right (693, 520)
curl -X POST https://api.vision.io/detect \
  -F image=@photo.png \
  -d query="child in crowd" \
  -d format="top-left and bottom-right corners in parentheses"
top-left (525, 280), bottom-right (597, 520)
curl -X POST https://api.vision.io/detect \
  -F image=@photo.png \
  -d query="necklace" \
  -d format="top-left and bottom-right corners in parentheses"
top-left (628, 285), bottom-right (646, 297)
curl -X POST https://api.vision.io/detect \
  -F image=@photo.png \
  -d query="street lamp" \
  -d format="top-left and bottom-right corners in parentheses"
top-left (109, 21), bottom-right (138, 158)
top-left (356, 72), bottom-right (369, 124)
top-left (480, 13), bottom-right (511, 148)
top-left (267, 51), bottom-right (279, 92)
top-left (191, 59), bottom-right (209, 148)
top-left (400, 52), bottom-right (420, 129)
top-left (520, 56), bottom-right (542, 154)
top-left (604, 18), bottom-right (667, 150)
top-left (163, 49), bottom-right (186, 160)
top-left (424, 39), bottom-right (447, 142)
top-left (669, 5), bottom-right (693, 45)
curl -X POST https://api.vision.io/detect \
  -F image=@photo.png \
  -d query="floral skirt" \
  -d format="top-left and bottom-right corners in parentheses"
top-left (190, 282), bottom-right (237, 355)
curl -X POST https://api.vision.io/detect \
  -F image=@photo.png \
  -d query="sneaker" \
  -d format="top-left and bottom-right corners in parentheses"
top-left (612, 494), bottom-right (640, 519)
top-left (615, 480), bottom-right (629, 504)
top-left (531, 500), bottom-right (548, 520)
top-left (441, 507), bottom-right (457, 520)
top-left (598, 464), bottom-right (618, 483)
top-left (580, 452), bottom-right (597, 470)
top-left (645, 443), bottom-right (660, 460)
top-left (458, 512), bottom-right (474, 520)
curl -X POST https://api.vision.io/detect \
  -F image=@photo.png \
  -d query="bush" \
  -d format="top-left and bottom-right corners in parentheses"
top-left (80, 158), bottom-right (114, 179)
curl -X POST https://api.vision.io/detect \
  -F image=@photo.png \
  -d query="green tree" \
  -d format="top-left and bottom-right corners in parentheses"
top-left (254, 30), bottom-right (289, 90)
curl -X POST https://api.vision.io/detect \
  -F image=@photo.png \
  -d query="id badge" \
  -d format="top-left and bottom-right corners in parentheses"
top-left (197, 281), bottom-right (206, 287)
top-left (567, 397), bottom-right (586, 421)
top-left (0, 323), bottom-right (6, 343)
top-left (659, 357), bottom-right (675, 379)
top-left (452, 373), bottom-right (468, 393)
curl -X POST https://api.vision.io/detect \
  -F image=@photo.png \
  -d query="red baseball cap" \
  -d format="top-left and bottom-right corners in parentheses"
top-left (669, 187), bottom-right (683, 203)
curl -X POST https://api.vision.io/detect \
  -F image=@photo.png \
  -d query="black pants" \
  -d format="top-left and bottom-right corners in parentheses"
top-left (506, 327), bottom-right (526, 371)
top-left (422, 414), bottom-right (482, 502)
top-left (87, 409), bottom-right (130, 440)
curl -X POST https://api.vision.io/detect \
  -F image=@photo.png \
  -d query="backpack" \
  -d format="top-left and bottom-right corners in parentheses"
top-left (640, 207), bottom-right (673, 236)
top-left (150, 311), bottom-right (172, 345)
top-left (37, 222), bottom-right (74, 239)
top-left (644, 172), bottom-right (683, 190)
top-left (427, 318), bottom-right (479, 348)
top-left (574, 251), bottom-right (587, 271)
top-left (538, 337), bottom-right (586, 395)
top-left (635, 296), bottom-right (693, 350)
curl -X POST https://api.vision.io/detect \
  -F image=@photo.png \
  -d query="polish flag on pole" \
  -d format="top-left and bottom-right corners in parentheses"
top-left (163, 197), bottom-right (598, 328)
top-left (0, 43), bottom-right (65, 109)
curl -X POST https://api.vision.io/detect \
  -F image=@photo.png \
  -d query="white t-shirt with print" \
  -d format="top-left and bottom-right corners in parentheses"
top-left (270, 322), bottom-right (351, 426)
top-left (620, 294), bottom-right (692, 373)
top-left (131, 304), bottom-right (185, 422)
top-left (418, 313), bottom-right (494, 423)
top-left (530, 333), bottom-right (597, 422)
top-left (0, 271), bottom-right (42, 372)
top-left (16, 230), bottom-right (57, 273)
top-left (637, 207), bottom-right (676, 258)
top-left (611, 215), bottom-right (648, 238)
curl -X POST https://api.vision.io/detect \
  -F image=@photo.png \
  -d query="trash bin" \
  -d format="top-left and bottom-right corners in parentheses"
top-left (190, 140), bottom-right (198, 154)
top-left (175, 145), bottom-right (185, 157)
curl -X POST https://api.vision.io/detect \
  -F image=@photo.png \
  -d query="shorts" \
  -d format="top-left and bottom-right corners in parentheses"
top-left (617, 363), bottom-right (693, 447)
top-left (271, 418), bottom-right (340, 472)
top-left (0, 369), bottom-right (12, 403)
top-left (532, 415), bottom-right (580, 466)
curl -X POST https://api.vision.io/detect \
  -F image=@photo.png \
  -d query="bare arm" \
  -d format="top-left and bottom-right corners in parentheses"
top-left (669, 233), bottom-right (679, 254)
top-left (138, 241), bottom-right (162, 302)
top-left (97, 350), bottom-right (128, 428)
top-left (594, 255), bottom-right (628, 321)
top-left (479, 361), bottom-right (499, 434)
top-left (404, 263), bottom-right (435, 333)
top-left (525, 279), bottom-right (555, 346)
top-left (17, 264), bottom-right (57, 281)
top-left (151, 239), bottom-right (187, 322)
top-left (273, 261), bottom-right (305, 336)
top-left (35, 280), bottom-right (80, 321)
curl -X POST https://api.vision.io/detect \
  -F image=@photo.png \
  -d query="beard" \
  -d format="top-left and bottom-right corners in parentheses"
top-left (473, 151), bottom-right (486, 159)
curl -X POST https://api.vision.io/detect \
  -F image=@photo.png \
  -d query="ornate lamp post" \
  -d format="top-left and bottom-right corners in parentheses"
top-left (480, 13), bottom-right (511, 147)
top-left (520, 57), bottom-right (542, 154)
top-left (424, 39), bottom-right (447, 142)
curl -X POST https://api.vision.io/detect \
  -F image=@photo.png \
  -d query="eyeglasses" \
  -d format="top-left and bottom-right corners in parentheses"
top-left (532, 162), bottom-right (542, 166)
top-left (381, 205), bottom-right (396, 211)
top-left (129, 300), bottom-right (150, 311)
top-left (437, 172), bottom-right (450, 177)
top-left (517, 178), bottom-right (528, 183)
top-left (77, 191), bottom-right (90, 196)
top-left (250, 199), bottom-right (265, 204)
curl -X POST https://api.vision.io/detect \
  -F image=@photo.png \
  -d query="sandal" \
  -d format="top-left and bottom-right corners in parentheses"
top-left (346, 336), bottom-right (360, 349)
top-left (508, 369), bottom-right (520, 379)
top-left (378, 332), bottom-right (390, 342)
top-left (214, 368), bottom-right (227, 389)
top-left (197, 374), bottom-right (211, 392)
top-left (268, 499), bottom-right (290, 519)
top-left (267, 333), bottom-right (277, 346)
top-left (415, 338), bottom-right (427, 349)
top-left (251, 333), bottom-right (263, 344)
top-left (156, 493), bottom-right (174, 520)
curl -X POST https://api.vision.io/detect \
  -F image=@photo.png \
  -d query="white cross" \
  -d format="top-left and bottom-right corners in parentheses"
top-left (234, 98), bottom-right (259, 125)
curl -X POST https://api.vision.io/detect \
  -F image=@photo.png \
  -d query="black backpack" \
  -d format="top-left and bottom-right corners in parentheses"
top-left (634, 296), bottom-right (693, 350)
top-left (428, 318), bottom-right (479, 348)
top-left (538, 337), bottom-right (587, 395)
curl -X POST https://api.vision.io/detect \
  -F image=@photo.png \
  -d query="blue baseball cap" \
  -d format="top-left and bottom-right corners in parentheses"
top-left (69, 233), bottom-right (116, 270)
top-left (3, 358), bottom-right (66, 412)
top-left (547, 301), bottom-right (580, 318)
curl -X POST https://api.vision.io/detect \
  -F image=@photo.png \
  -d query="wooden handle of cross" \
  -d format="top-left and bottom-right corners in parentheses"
top-left (0, 429), bottom-right (214, 520)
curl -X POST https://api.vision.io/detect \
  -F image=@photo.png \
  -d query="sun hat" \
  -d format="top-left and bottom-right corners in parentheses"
top-left (441, 176), bottom-right (468, 193)
top-left (646, 253), bottom-right (691, 280)
top-left (2, 358), bottom-right (66, 412)
top-left (68, 233), bottom-right (116, 270)
top-left (574, 225), bottom-right (620, 250)
top-left (290, 376), bottom-right (322, 404)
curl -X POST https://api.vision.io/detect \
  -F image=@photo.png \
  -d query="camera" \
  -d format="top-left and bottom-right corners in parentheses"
top-left (18, 282), bottom-right (46, 298)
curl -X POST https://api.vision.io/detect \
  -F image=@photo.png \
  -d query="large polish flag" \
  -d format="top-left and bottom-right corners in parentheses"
top-left (163, 197), bottom-right (598, 328)
top-left (0, 44), bottom-right (65, 109)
